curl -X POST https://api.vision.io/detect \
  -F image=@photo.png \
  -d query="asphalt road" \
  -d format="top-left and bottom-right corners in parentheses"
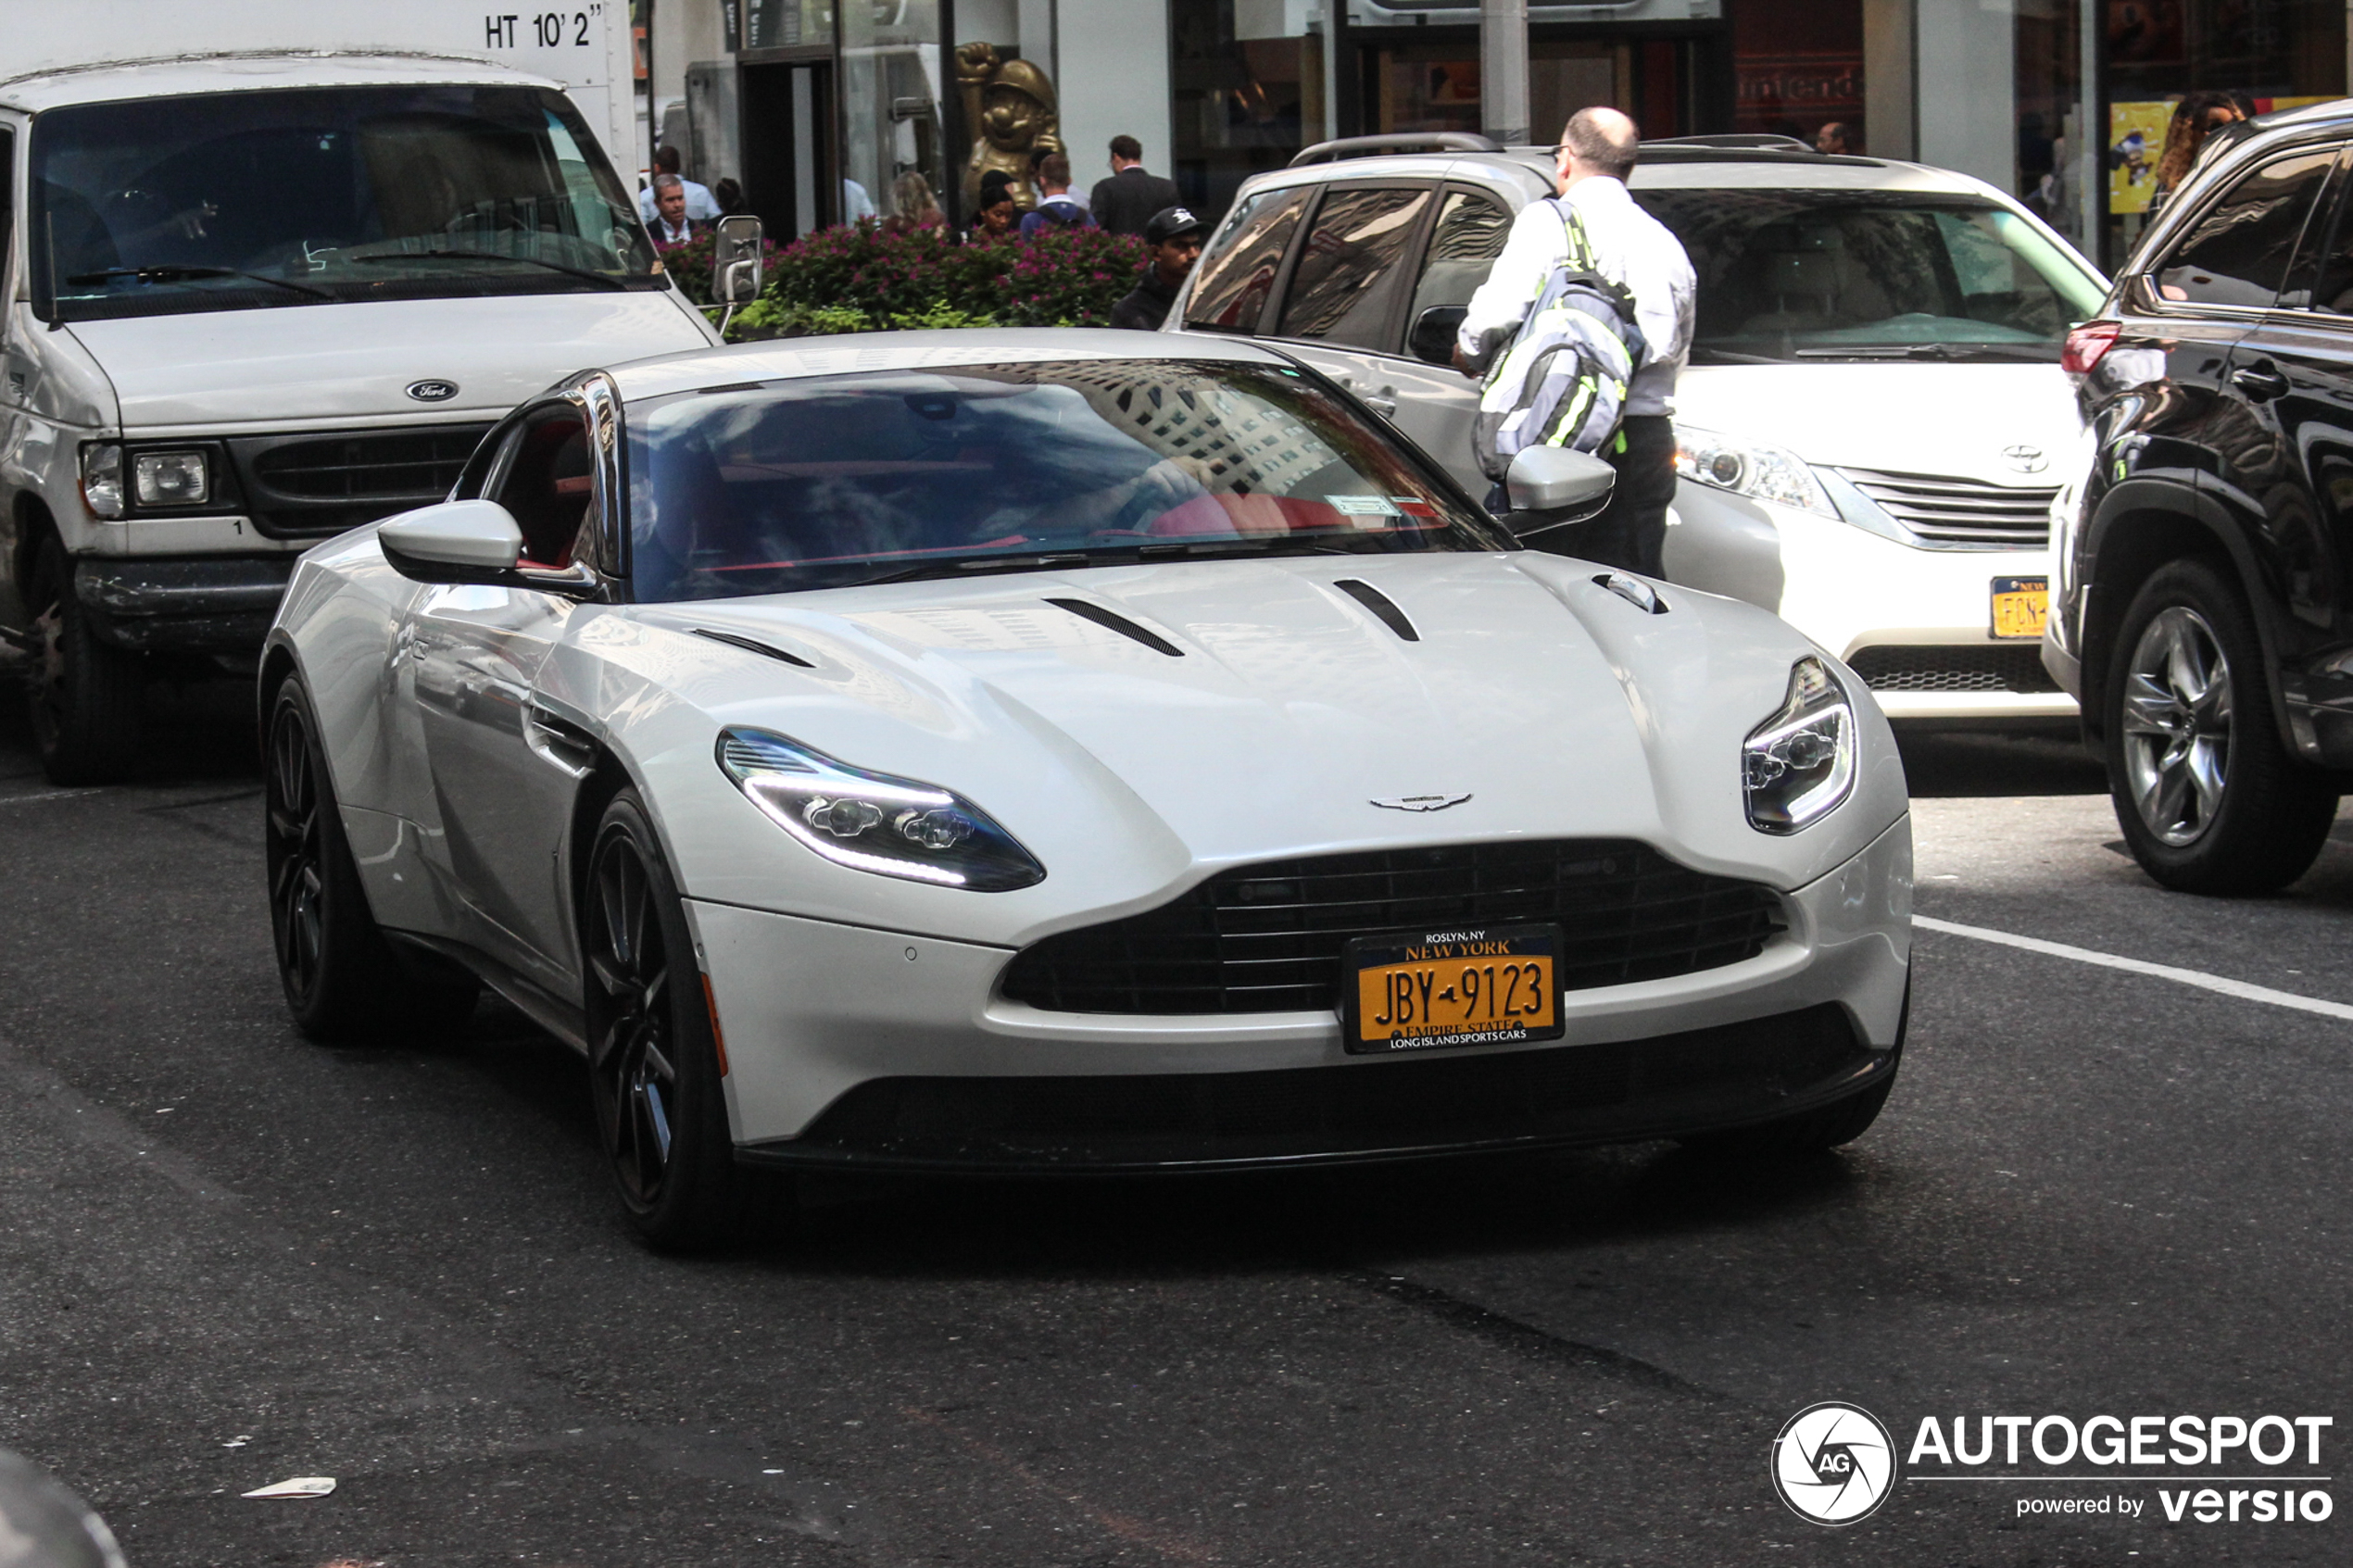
top-left (2, 684), bottom-right (2349, 1568)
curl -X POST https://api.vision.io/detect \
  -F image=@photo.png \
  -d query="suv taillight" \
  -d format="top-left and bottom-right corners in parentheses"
top-left (2062, 320), bottom-right (2121, 375)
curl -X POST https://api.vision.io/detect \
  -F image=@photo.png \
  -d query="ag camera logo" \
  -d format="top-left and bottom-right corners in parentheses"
top-left (1771, 1402), bottom-right (1898, 1524)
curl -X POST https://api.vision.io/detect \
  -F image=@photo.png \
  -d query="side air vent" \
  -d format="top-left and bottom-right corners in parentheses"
top-left (1045, 597), bottom-right (1184, 657)
top-left (691, 628), bottom-right (816, 668)
top-left (1330, 578), bottom-right (1419, 641)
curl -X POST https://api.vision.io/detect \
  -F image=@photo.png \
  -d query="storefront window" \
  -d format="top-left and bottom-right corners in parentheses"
top-left (1731, 1), bottom-right (1862, 148)
top-left (1171, 0), bottom-right (1315, 226)
top-left (2104, 0), bottom-right (2347, 265)
top-left (840, 0), bottom-right (947, 230)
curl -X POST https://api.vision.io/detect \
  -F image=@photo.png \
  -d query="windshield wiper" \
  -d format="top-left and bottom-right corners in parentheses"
top-left (348, 249), bottom-right (628, 291)
top-left (65, 264), bottom-right (333, 300)
top-left (824, 536), bottom-right (1371, 592)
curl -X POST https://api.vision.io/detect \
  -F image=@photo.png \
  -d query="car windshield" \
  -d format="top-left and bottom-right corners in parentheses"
top-left (1634, 188), bottom-right (2107, 364)
top-left (624, 358), bottom-right (1509, 603)
top-left (32, 85), bottom-right (660, 321)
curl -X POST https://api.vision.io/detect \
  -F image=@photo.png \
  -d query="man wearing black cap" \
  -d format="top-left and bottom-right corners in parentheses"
top-left (1110, 206), bottom-right (1204, 331)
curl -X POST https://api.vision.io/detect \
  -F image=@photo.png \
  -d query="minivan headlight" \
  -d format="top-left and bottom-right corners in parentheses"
top-left (1674, 425), bottom-right (1838, 520)
top-left (716, 727), bottom-right (1045, 891)
top-left (1743, 657), bottom-right (1856, 834)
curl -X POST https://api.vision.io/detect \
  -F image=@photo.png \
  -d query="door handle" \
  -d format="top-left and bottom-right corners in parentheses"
top-left (2232, 361), bottom-right (2289, 401)
top-left (1365, 393), bottom-right (1398, 418)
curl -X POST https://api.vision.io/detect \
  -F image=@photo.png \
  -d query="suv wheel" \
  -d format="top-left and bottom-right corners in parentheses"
top-left (2105, 559), bottom-right (2337, 893)
top-left (26, 537), bottom-right (144, 784)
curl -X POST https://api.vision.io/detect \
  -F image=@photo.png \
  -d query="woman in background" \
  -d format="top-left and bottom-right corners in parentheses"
top-left (884, 172), bottom-right (946, 236)
top-left (2150, 92), bottom-right (2246, 213)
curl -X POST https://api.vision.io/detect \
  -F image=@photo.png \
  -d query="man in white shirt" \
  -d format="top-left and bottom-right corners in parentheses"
top-left (1457, 107), bottom-right (1695, 574)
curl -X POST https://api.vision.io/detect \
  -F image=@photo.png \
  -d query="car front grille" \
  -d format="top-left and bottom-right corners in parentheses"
top-left (999, 839), bottom-right (1785, 1016)
top-left (1846, 644), bottom-right (2060, 693)
top-left (227, 424), bottom-right (494, 538)
top-left (1832, 467), bottom-right (2057, 549)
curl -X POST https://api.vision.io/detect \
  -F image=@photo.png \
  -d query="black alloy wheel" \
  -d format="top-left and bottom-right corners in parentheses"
top-left (2104, 560), bottom-right (2337, 894)
top-left (582, 791), bottom-right (781, 1248)
top-left (264, 675), bottom-right (477, 1040)
top-left (25, 535), bottom-right (143, 784)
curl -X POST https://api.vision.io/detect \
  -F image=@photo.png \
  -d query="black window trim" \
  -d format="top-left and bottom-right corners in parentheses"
top-left (2139, 132), bottom-right (2350, 322)
top-left (1261, 177), bottom-right (1445, 355)
top-left (2278, 144), bottom-right (2353, 320)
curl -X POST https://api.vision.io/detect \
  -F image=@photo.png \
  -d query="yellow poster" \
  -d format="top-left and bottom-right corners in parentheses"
top-left (2109, 100), bottom-right (2174, 214)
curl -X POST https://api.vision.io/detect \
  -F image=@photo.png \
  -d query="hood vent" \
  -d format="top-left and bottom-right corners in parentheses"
top-left (1044, 597), bottom-right (1184, 657)
top-left (691, 627), bottom-right (816, 668)
top-left (1330, 578), bottom-right (1419, 641)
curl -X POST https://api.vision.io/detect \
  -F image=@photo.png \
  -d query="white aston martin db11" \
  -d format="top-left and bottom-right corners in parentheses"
top-left (262, 331), bottom-right (1912, 1246)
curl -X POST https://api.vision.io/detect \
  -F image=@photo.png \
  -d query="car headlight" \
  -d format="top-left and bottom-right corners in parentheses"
top-left (1742, 657), bottom-right (1856, 834)
top-left (1673, 425), bottom-right (1838, 520)
top-left (80, 443), bottom-right (124, 519)
top-left (133, 449), bottom-right (209, 507)
top-left (716, 727), bottom-right (1045, 891)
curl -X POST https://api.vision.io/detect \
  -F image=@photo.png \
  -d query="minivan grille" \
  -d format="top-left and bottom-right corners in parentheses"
top-left (1846, 644), bottom-right (2059, 693)
top-left (229, 424), bottom-right (493, 538)
top-left (1833, 467), bottom-right (2057, 549)
top-left (999, 840), bottom-right (1784, 1016)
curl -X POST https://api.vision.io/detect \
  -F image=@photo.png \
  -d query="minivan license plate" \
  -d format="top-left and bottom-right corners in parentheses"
top-left (1344, 924), bottom-right (1564, 1054)
top-left (1991, 576), bottom-right (2049, 639)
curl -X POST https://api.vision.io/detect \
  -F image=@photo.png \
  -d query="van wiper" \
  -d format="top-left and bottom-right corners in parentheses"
top-left (348, 250), bottom-right (628, 291)
top-left (66, 264), bottom-right (333, 300)
top-left (1793, 341), bottom-right (2055, 362)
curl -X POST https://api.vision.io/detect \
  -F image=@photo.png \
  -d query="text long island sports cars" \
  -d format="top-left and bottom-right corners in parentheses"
top-left (260, 331), bottom-right (1913, 1245)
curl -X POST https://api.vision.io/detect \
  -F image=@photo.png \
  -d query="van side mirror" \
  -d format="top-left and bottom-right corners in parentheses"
top-left (711, 214), bottom-right (764, 305)
top-left (1408, 304), bottom-right (1466, 366)
top-left (1501, 446), bottom-right (1615, 536)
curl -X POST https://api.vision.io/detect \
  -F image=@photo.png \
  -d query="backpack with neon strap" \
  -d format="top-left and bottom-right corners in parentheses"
top-left (1471, 198), bottom-right (1647, 483)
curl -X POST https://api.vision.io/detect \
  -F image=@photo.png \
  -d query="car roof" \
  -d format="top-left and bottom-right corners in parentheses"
top-left (0, 53), bottom-right (559, 113)
top-left (1226, 144), bottom-right (2007, 205)
top-left (605, 328), bottom-right (1300, 403)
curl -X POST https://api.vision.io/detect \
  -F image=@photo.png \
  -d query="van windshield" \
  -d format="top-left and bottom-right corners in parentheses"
top-left (32, 85), bottom-right (661, 322)
top-left (1633, 188), bottom-right (2107, 364)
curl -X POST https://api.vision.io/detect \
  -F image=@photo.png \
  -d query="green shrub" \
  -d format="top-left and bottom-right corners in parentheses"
top-left (750, 221), bottom-right (1150, 333)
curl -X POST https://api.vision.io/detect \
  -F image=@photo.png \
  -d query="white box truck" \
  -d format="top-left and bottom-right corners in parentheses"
top-left (0, 4), bottom-right (723, 782)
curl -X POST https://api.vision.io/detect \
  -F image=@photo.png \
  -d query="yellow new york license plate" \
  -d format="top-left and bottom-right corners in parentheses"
top-left (1992, 576), bottom-right (2049, 640)
top-left (1344, 924), bottom-right (1564, 1054)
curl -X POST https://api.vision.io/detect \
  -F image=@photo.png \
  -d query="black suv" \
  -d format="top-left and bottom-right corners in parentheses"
top-left (2052, 101), bottom-right (2353, 894)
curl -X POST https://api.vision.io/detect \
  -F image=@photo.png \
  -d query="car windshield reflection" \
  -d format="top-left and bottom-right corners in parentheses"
top-left (623, 359), bottom-right (1508, 603)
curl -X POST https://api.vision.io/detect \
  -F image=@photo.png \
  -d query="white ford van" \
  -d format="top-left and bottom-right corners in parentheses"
top-left (0, 45), bottom-right (717, 782)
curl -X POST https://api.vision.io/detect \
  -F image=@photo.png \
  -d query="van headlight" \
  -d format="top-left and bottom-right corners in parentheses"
top-left (716, 727), bottom-right (1045, 891)
top-left (1743, 657), bottom-right (1856, 834)
top-left (1674, 425), bottom-right (1838, 519)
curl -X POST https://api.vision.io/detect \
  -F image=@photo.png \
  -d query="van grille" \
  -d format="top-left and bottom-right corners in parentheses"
top-left (999, 839), bottom-right (1784, 1016)
top-left (228, 424), bottom-right (493, 538)
top-left (1833, 468), bottom-right (2057, 549)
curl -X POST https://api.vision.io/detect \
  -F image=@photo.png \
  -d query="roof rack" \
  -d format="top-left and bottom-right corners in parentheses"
top-left (1643, 133), bottom-right (1815, 152)
top-left (1288, 132), bottom-right (1504, 169)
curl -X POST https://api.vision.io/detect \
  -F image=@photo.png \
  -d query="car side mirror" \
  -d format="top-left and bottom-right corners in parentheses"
top-left (379, 500), bottom-right (523, 583)
top-left (1501, 446), bottom-right (1615, 535)
top-left (711, 214), bottom-right (764, 305)
top-left (1408, 304), bottom-right (1466, 366)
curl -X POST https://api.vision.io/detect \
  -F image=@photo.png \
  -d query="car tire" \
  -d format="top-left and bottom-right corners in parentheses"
top-left (2104, 559), bottom-right (2338, 895)
top-left (1680, 982), bottom-right (1906, 1159)
top-left (26, 536), bottom-right (144, 785)
top-left (582, 790), bottom-right (787, 1249)
top-left (265, 674), bottom-right (478, 1041)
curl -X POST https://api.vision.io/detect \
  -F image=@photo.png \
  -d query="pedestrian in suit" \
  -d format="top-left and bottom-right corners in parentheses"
top-left (1088, 135), bottom-right (1182, 238)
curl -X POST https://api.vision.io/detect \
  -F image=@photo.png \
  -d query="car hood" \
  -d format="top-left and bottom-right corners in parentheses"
top-left (583, 551), bottom-right (1909, 933)
top-left (70, 291), bottom-right (711, 432)
top-left (1674, 361), bottom-right (2081, 484)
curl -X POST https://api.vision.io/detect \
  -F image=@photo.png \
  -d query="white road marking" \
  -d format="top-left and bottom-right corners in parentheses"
top-left (1915, 914), bottom-right (2353, 1022)
top-left (0, 788), bottom-right (100, 808)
